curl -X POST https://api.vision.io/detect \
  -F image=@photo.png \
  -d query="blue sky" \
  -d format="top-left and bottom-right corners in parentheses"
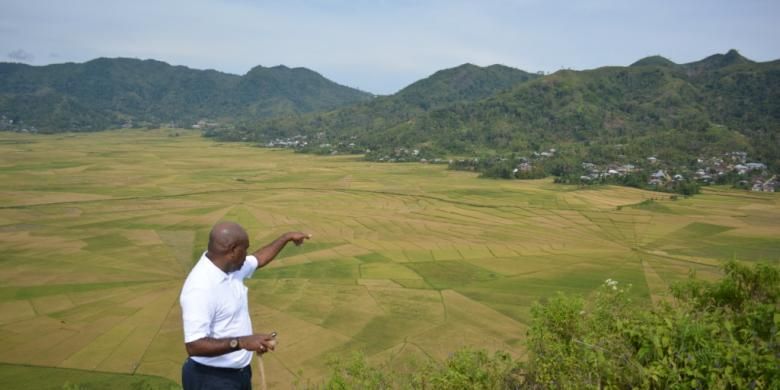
top-left (1, 0), bottom-right (778, 94)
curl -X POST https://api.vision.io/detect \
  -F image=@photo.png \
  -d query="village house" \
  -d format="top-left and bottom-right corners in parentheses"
top-left (727, 151), bottom-right (747, 163)
top-left (752, 175), bottom-right (778, 192)
top-left (648, 170), bottom-right (668, 185)
top-left (746, 162), bottom-right (767, 171)
top-left (694, 168), bottom-right (713, 183)
top-left (582, 162), bottom-right (596, 170)
top-left (648, 178), bottom-right (663, 186)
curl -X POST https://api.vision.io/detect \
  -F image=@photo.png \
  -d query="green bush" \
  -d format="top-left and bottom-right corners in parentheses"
top-left (412, 349), bottom-right (519, 390)
top-left (323, 352), bottom-right (392, 389)
top-left (523, 280), bottom-right (641, 389)
top-left (320, 349), bottom-right (519, 390)
top-left (523, 261), bottom-right (779, 389)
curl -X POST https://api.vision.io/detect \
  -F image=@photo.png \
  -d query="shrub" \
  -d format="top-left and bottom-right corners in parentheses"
top-left (413, 349), bottom-right (519, 390)
top-left (323, 352), bottom-right (392, 389)
top-left (523, 261), bottom-right (779, 389)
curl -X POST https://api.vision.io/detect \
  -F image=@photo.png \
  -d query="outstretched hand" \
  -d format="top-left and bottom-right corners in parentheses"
top-left (254, 231), bottom-right (313, 267)
top-left (289, 232), bottom-right (312, 246)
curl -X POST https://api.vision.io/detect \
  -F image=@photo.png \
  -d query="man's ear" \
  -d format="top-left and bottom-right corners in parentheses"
top-left (228, 242), bottom-right (240, 256)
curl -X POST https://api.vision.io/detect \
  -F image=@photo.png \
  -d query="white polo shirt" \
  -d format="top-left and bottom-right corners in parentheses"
top-left (180, 252), bottom-right (259, 368)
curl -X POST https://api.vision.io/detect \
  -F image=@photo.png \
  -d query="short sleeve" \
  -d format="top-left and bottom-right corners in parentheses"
top-left (235, 255), bottom-right (259, 280)
top-left (180, 287), bottom-right (214, 343)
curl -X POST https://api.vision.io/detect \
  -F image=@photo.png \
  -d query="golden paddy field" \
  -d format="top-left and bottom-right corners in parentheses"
top-left (0, 129), bottom-right (778, 388)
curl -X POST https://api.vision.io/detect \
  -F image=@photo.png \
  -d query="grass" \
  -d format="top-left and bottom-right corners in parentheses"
top-left (0, 281), bottom-right (155, 302)
top-left (0, 363), bottom-right (179, 390)
top-left (668, 236), bottom-right (780, 262)
top-left (406, 261), bottom-right (500, 289)
top-left (253, 258), bottom-right (360, 280)
top-left (0, 128), bottom-right (776, 387)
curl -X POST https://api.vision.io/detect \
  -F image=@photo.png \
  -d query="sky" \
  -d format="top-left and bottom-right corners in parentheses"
top-left (1, 0), bottom-right (779, 95)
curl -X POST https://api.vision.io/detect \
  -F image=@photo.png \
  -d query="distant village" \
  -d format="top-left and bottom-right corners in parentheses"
top-left (448, 149), bottom-right (775, 193)
top-left (2, 116), bottom-right (776, 194)
top-left (573, 151), bottom-right (775, 192)
top-left (263, 133), bottom-right (777, 193)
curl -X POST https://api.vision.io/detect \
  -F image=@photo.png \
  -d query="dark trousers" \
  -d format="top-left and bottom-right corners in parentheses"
top-left (182, 357), bottom-right (252, 390)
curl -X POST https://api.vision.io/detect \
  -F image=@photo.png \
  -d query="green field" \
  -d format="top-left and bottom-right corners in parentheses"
top-left (0, 129), bottom-right (777, 388)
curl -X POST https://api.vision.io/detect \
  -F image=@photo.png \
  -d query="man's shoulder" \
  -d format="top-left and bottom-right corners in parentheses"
top-left (183, 256), bottom-right (207, 279)
top-left (181, 257), bottom-right (219, 294)
top-left (235, 255), bottom-right (259, 280)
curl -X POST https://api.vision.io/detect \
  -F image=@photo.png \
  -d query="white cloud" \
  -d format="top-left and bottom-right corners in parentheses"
top-left (7, 48), bottom-right (34, 62)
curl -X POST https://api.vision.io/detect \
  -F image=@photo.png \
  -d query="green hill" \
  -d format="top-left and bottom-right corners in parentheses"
top-left (0, 58), bottom-right (372, 132)
top-left (407, 50), bottom-right (779, 166)
top-left (230, 50), bottom-right (778, 170)
top-left (216, 63), bottom-right (540, 142)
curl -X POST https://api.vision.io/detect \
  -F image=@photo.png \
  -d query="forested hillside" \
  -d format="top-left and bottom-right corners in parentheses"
top-left (217, 63), bottom-right (540, 143)
top-left (227, 50), bottom-right (779, 173)
top-left (0, 58), bottom-right (372, 132)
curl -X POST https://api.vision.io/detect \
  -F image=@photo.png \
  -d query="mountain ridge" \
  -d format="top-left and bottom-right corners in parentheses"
top-left (0, 57), bottom-right (372, 131)
top-left (2, 51), bottom-right (778, 171)
top-left (226, 50), bottom-right (779, 171)
top-left (221, 62), bottom-right (541, 143)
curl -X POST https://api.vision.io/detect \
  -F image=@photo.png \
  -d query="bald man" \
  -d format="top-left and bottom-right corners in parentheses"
top-left (180, 222), bottom-right (310, 389)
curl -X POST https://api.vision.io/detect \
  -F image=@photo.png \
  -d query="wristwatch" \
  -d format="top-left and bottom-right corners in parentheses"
top-left (229, 338), bottom-right (240, 350)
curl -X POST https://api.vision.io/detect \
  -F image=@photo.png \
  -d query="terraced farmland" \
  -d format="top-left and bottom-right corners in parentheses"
top-left (0, 129), bottom-right (777, 388)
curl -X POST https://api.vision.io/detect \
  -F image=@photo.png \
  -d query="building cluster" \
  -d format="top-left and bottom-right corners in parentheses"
top-left (374, 147), bottom-right (421, 162)
top-left (266, 135), bottom-right (308, 148)
top-left (749, 176), bottom-right (778, 192)
top-left (579, 162), bottom-right (639, 182)
top-left (191, 119), bottom-right (219, 129)
top-left (696, 152), bottom-right (766, 177)
top-left (508, 149), bottom-right (558, 175)
top-left (694, 152), bottom-right (774, 191)
top-left (0, 114), bottom-right (36, 133)
top-left (141, 125), bottom-right (780, 191)
top-left (574, 151), bottom-right (775, 192)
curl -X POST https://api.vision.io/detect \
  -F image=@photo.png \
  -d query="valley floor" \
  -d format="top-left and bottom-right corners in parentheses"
top-left (0, 129), bottom-right (777, 388)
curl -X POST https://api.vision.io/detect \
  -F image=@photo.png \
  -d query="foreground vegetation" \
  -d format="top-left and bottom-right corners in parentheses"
top-left (322, 261), bottom-right (779, 389)
top-left (0, 129), bottom-right (776, 388)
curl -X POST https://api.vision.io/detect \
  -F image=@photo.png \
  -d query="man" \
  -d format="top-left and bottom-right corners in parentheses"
top-left (180, 221), bottom-right (310, 389)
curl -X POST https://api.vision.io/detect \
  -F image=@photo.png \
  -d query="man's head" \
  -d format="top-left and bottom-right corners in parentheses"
top-left (207, 221), bottom-right (250, 273)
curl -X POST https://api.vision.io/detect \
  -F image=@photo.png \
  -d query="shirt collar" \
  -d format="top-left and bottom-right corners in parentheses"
top-left (200, 251), bottom-right (230, 283)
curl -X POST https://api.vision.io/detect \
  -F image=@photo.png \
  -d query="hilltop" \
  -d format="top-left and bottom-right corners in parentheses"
top-left (0, 58), bottom-right (372, 132)
top-left (215, 63), bottom-right (540, 145)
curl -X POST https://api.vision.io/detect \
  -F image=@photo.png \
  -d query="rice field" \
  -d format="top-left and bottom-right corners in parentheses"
top-left (0, 129), bottom-right (777, 388)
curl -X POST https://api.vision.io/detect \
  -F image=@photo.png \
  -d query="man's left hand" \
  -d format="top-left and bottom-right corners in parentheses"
top-left (239, 333), bottom-right (276, 353)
